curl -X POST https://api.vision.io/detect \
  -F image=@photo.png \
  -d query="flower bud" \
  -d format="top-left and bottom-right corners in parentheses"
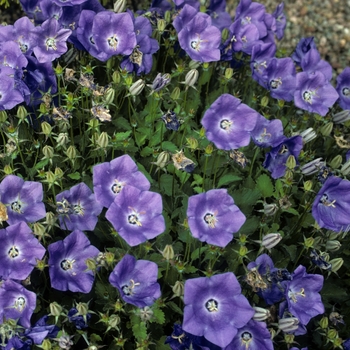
top-left (45, 171), bottom-right (56, 185)
top-left (3, 164), bottom-right (13, 175)
top-left (325, 240), bottom-right (341, 252)
top-left (157, 19), bottom-right (166, 33)
top-left (66, 145), bottom-right (77, 160)
top-left (319, 316), bottom-right (329, 329)
top-left (161, 244), bottom-right (174, 260)
top-left (284, 334), bottom-right (295, 345)
top-left (341, 158), bottom-right (350, 175)
top-left (172, 281), bottom-right (184, 297)
top-left (262, 233), bottom-right (282, 249)
top-left (300, 158), bottom-right (325, 175)
top-left (329, 258), bottom-right (343, 273)
top-left (45, 211), bottom-right (56, 227)
top-left (151, 151), bottom-right (170, 171)
top-left (184, 69), bottom-right (199, 89)
top-left (253, 307), bottom-right (270, 321)
top-left (104, 87), bottom-right (115, 105)
top-left (33, 222), bottom-right (46, 239)
top-left (278, 317), bottom-right (299, 332)
top-left (151, 73), bottom-right (171, 92)
top-left (303, 180), bottom-right (313, 191)
top-left (320, 122), bottom-right (333, 136)
top-left (260, 96), bottom-right (269, 107)
top-left (0, 110), bottom-right (8, 123)
top-left (41, 121), bottom-right (52, 136)
top-left (327, 328), bottom-right (338, 340)
top-left (112, 70), bottom-right (121, 84)
top-left (333, 109), bottom-right (350, 124)
top-left (205, 143), bottom-right (214, 155)
top-left (76, 302), bottom-right (89, 316)
top-left (239, 245), bottom-right (248, 257)
top-left (330, 154), bottom-right (342, 169)
top-left (17, 106), bottom-right (28, 121)
top-left (129, 79), bottom-right (145, 96)
top-left (109, 314), bottom-right (120, 329)
top-left (50, 302), bottom-right (63, 317)
top-left (97, 132), bottom-right (109, 149)
top-left (286, 155), bottom-right (296, 170)
top-left (36, 258), bottom-right (47, 271)
top-left (188, 61), bottom-right (200, 70)
top-left (41, 339), bottom-right (52, 350)
top-left (170, 86), bottom-right (181, 100)
top-left (260, 202), bottom-right (278, 216)
top-left (224, 68), bottom-right (233, 80)
top-left (42, 145), bottom-right (54, 160)
top-left (105, 251), bottom-right (115, 266)
top-left (300, 127), bottom-right (317, 143)
top-left (304, 236), bottom-right (314, 249)
top-left (56, 132), bottom-right (70, 148)
top-left (113, 0), bottom-right (126, 13)
top-left (86, 257), bottom-right (97, 271)
top-left (54, 167), bottom-right (64, 179)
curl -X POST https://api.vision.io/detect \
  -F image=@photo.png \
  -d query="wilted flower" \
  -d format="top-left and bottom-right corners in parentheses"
top-left (106, 186), bottom-right (165, 247)
top-left (225, 320), bottom-right (274, 350)
top-left (312, 176), bottom-right (350, 232)
top-left (149, 73), bottom-right (171, 93)
top-left (161, 111), bottom-right (180, 131)
top-left (310, 249), bottom-right (332, 271)
top-left (284, 265), bottom-right (324, 325)
top-left (56, 182), bottom-right (103, 231)
top-left (109, 254), bottom-right (161, 308)
top-left (68, 307), bottom-right (91, 330)
top-left (201, 93), bottom-right (258, 150)
top-left (93, 154), bottom-right (150, 208)
top-left (0, 279), bottom-right (36, 328)
top-left (183, 272), bottom-right (254, 348)
top-left (172, 150), bottom-right (196, 172)
top-left (187, 189), bottom-right (246, 247)
top-left (48, 230), bottom-right (100, 293)
top-left (24, 315), bottom-right (59, 345)
top-left (0, 221), bottom-right (45, 280)
top-left (0, 174), bottom-right (46, 225)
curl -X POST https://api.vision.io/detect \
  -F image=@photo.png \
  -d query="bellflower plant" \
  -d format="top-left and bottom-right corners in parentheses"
top-left (183, 272), bottom-right (255, 348)
top-left (336, 67), bottom-right (350, 110)
top-left (187, 189), bottom-right (246, 247)
top-left (48, 229), bottom-right (100, 293)
top-left (109, 254), bottom-right (161, 308)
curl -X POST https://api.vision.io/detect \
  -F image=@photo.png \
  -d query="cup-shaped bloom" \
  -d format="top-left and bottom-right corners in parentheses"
top-left (177, 12), bottom-right (221, 62)
top-left (336, 67), bottom-right (350, 110)
top-left (48, 230), bottom-right (100, 293)
top-left (187, 189), bottom-right (246, 247)
top-left (56, 182), bottom-right (103, 231)
top-left (312, 176), bottom-right (350, 232)
top-left (183, 272), bottom-right (254, 348)
top-left (201, 94), bottom-right (258, 150)
top-left (24, 315), bottom-right (59, 345)
top-left (225, 320), bottom-right (274, 350)
top-left (294, 71), bottom-right (339, 116)
top-left (106, 186), bottom-right (165, 247)
top-left (0, 222), bottom-right (45, 280)
top-left (109, 254), bottom-right (161, 308)
top-left (284, 265), bottom-right (324, 325)
top-left (0, 280), bottom-right (36, 328)
top-left (0, 175), bottom-right (46, 225)
top-left (272, 2), bottom-right (286, 40)
top-left (93, 154), bottom-right (150, 208)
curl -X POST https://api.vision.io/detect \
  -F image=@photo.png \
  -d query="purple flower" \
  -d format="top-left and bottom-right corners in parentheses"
top-left (272, 2), bottom-right (286, 40)
top-left (201, 93), bottom-right (258, 150)
top-left (187, 189), bottom-right (246, 247)
top-left (266, 57), bottom-right (296, 101)
top-left (109, 254), bottom-right (161, 308)
top-left (183, 272), bottom-right (254, 348)
top-left (56, 182), bottom-right (102, 231)
top-left (263, 136), bottom-right (303, 179)
top-left (105, 186), bottom-right (165, 247)
top-left (0, 222), bottom-right (45, 281)
top-left (285, 265), bottom-right (324, 325)
top-left (93, 154), bottom-right (150, 209)
top-left (0, 175), bottom-right (46, 225)
top-left (224, 320), bottom-right (273, 350)
top-left (0, 279), bottom-right (36, 328)
top-left (48, 230), bottom-right (100, 293)
top-left (206, 0), bottom-right (231, 31)
top-left (343, 339), bottom-right (350, 350)
top-left (32, 18), bottom-right (72, 63)
top-left (2, 336), bottom-right (31, 349)
top-left (291, 37), bottom-right (317, 65)
top-left (161, 111), bottom-right (180, 131)
top-left (24, 315), bottom-right (59, 345)
top-left (250, 114), bottom-right (285, 148)
top-left (177, 12), bottom-right (221, 62)
top-left (336, 67), bottom-right (350, 110)
top-left (0, 40), bottom-right (28, 70)
top-left (312, 176), bottom-right (350, 232)
top-left (300, 48), bottom-right (333, 82)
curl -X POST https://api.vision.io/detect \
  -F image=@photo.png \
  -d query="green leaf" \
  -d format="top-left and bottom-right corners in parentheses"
top-left (160, 174), bottom-right (175, 196)
top-left (167, 301), bottom-right (183, 315)
top-left (193, 186), bottom-right (204, 194)
top-left (151, 308), bottom-right (165, 324)
top-left (256, 174), bottom-right (274, 198)
top-left (217, 174), bottom-right (242, 188)
top-left (161, 141), bottom-right (178, 153)
top-left (239, 216), bottom-right (260, 235)
top-left (67, 172), bottom-right (81, 180)
top-left (114, 116), bottom-right (132, 130)
top-left (233, 188), bottom-right (262, 208)
top-left (283, 208), bottom-right (300, 216)
top-left (34, 159), bottom-right (49, 169)
top-left (282, 244), bottom-right (297, 261)
top-left (113, 130), bottom-right (132, 142)
top-left (140, 146), bottom-right (153, 157)
top-left (131, 319), bottom-right (147, 341)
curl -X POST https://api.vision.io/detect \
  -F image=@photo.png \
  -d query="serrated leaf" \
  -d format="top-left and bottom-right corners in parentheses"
top-left (167, 301), bottom-right (183, 315)
top-left (113, 130), bottom-right (132, 142)
top-left (67, 172), bottom-right (81, 180)
top-left (217, 174), bottom-right (242, 188)
top-left (282, 244), bottom-right (297, 261)
top-left (233, 188), bottom-right (262, 208)
top-left (184, 265), bottom-right (197, 274)
top-left (193, 186), bottom-right (204, 193)
top-left (161, 141), bottom-right (178, 153)
top-left (140, 146), bottom-right (153, 157)
top-left (114, 116), bottom-right (132, 130)
top-left (132, 321), bottom-right (147, 341)
top-left (256, 174), bottom-right (274, 198)
top-left (151, 308), bottom-right (165, 324)
top-left (239, 216), bottom-right (260, 235)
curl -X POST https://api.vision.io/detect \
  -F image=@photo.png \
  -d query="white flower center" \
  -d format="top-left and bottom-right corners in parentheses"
top-left (205, 299), bottom-right (218, 312)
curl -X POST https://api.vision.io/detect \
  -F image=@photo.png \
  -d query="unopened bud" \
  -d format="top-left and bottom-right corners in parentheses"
top-left (341, 159), bottom-right (350, 175)
top-left (129, 79), bottom-right (145, 96)
top-left (42, 145), bottom-right (54, 159)
top-left (260, 96), bottom-right (269, 107)
top-left (0, 111), bottom-right (8, 123)
top-left (224, 68), bottom-right (233, 80)
top-left (139, 306), bottom-right (154, 322)
top-left (152, 151), bottom-right (170, 171)
top-left (113, 0), bottom-right (126, 12)
top-left (50, 302), bottom-right (63, 316)
top-left (278, 317), bottom-right (299, 333)
top-left (56, 132), bottom-right (70, 148)
top-left (104, 87), bottom-right (115, 105)
top-left (76, 302), bottom-right (89, 316)
top-left (157, 19), bottom-right (166, 33)
top-left (184, 69), bottom-right (199, 89)
top-left (330, 155), bottom-right (342, 169)
top-left (319, 316), bottom-right (329, 329)
top-left (284, 334), bottom-right (295, 345)
top-left (33, 222), bottom-right (46, 238)
top-left (86, 257), bottom-right (97, 271)
top-left (304, 236), bottom-right (314, 249)
top-left (303, 180), bottom-right (313, 191)
top-left (112, 70), bottom-right (121, 84)
top-left (188, 61), bottom-right (200, 70)
top-left (239, 245), bottom-right (248, 257)
top-left (172, 281), bottom-right (185, 297)
top-left (105, 251), bottom-right (115, 266)
top-left (262, 233), bottom-right (282, 249)
top-left (41, 339), bottom-right (52, 350)
top-left (205, 143), bottom-right (214, 155)
top-left (97, 132), bottom-right (109, 149)
top-left (329, 258), bottom-right (343, 273)
top-left (300, 158), bottom-right (325, 175)
top-left (54, 167), bottom-right (64, 179)
top-left (261, 202), bottom-right (278, 216)
top-left (161, 244), bottom-right (174, 260)
top-left (3, 164), bottom-right (13, 175)
top-left (333, 110), bottom-right (350, 124)
top-left (171, 87), bottom-right (181, 100)
top-left (17, 106), bottom-right (28, 121)
top-left (109, 314), bottom-right (120, 329)
top-left (41, 121), bottom-right (52, 136)
top-left (320, 122), bottom-right (333, 136)
top-left (325, 240), bottom-right (341, 252)
top-left (286, 155), bottom-right (296, 169)
top-left (327, 328), bottom-right (338, 340)
top-left (66, 145), bottom-right (77, 160)
top-left (253, 307), bottom-right (270, 321)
